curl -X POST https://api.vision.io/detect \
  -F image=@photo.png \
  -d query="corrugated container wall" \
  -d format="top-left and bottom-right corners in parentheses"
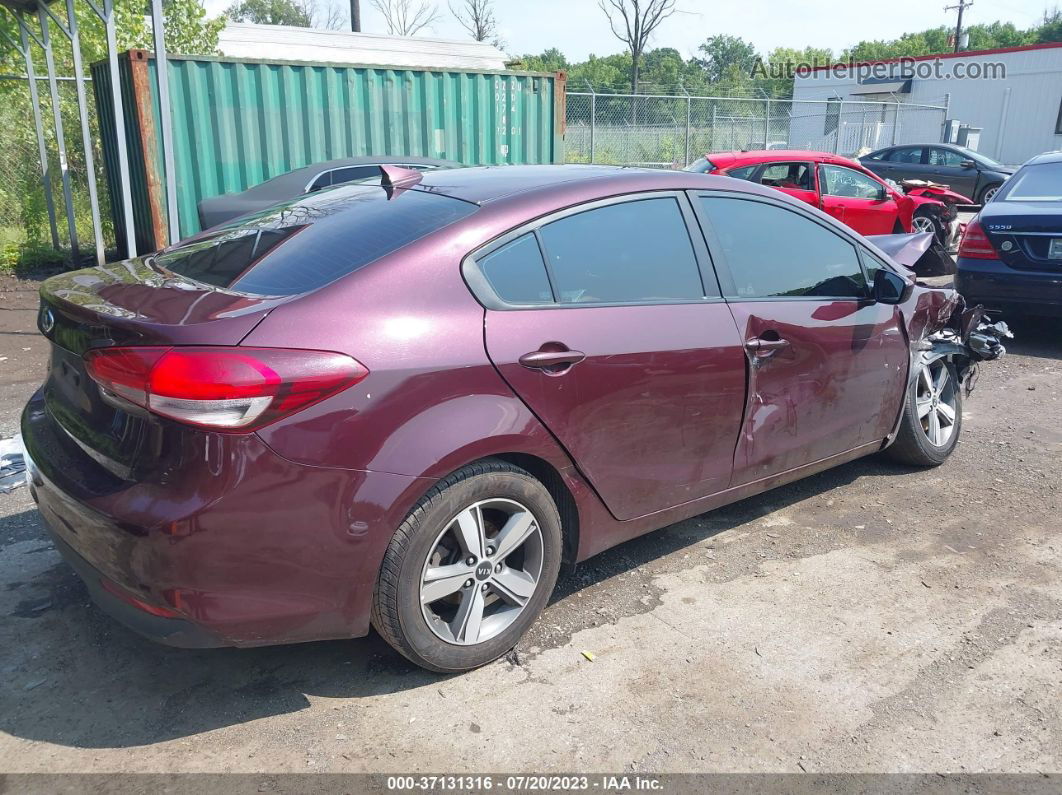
top-left (92, 50), bottom-right (566, 254)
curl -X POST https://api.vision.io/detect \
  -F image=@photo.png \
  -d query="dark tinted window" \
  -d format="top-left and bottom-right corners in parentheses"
top-left (478, 234), bottom-right (553, 304)
top-left (324, 166), bottom-right (379, 187)
top-left (886, 147), bottom-right (924, 164)
top-left (725, 165), bottom-right (758, 180)
top-left (154, 186), bottom-right (477, 296)
top-left (1001, 162), bottom-right (1062, 201)
top-left (698, 197), bottom-right (866, 299)
top-left (928, 148), bottom-right (965, 167)
top-left (538, 198), bottom-right (707, 304)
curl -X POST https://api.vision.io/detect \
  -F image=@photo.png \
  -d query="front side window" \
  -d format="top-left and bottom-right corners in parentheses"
top-left (758, 162), bottom-right (813, 191)
top-left (537, 197), bottom-right (708, 304)
top-left (820, 165), bottom-right (886, 200)
top-left (928, 148), bottom-right (966, 167)
top-left (697, 197), bottom-right (867, 299)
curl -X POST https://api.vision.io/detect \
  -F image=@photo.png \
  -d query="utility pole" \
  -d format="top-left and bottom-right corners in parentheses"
top-left (350, 0), bottom-right (361, 31)
top-left (945, 0), bottom-right (972, 52)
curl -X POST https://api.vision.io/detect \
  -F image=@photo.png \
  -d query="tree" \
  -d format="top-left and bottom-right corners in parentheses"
top-left (1036, 7), bottom-right (1062, 42)
top-left (695, 35), bottom-right (757, 84)
top-left (165, 0), bottom-right (226, 53)
top-left (516, 47), bottom-right (569, 73)
top-left (226, 0), bottom-right (312, 26)
top-left (370, 0), bottom-right (440, 35)
top-left (597, 0), bottom-right (676, 94)
top-left (449, 0), bottom-right (496, 43)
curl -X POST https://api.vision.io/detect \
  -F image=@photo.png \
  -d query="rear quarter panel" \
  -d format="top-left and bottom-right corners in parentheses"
top-left (242, 216), bottom-right (576, 481)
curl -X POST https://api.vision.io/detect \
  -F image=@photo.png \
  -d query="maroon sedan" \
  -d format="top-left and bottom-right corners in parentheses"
top-left (22, 165), bottom-right (1004, 672)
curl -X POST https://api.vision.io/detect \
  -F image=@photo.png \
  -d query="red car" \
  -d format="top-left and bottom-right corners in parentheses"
top-left (23, 165), bottom-right (1006, 673)
top-left (686, 150), bottom-right (962, 247)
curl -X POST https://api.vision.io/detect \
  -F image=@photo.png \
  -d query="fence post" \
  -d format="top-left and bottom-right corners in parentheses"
top-left (942, 92), bottom-right (951, 143)
top-left (711, 104), bottom-right (717, 150)
top-left (4, 17), bottom-right (60, 250)
top-left (33, 5), bottom-right (79, 262)
top-left (764, 96), bottom-right (770, 148)
top-left (834, 100), bottom-right (843, 153)
top-left (685, 93), bottom-right (691, 167)
top-left (589, 86), bottom-right (596, 164)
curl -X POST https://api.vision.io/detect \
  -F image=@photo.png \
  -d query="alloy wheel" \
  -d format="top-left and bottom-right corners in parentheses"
top-left (912, 215), bottom-right (936, 234)
top-left (982, 186), bottom-right (999, 204)
top-left (915, 360), bottom-right (958, 447)
top-left (420, 499), bottom-right (544, 646)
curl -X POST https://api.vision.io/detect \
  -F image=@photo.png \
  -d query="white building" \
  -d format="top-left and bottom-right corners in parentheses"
top-left (791, 42), bottom-right (1062, 165)
top-left (217, 23), bottom-right (510, 72)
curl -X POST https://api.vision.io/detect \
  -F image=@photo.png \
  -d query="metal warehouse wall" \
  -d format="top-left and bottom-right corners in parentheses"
top-left (91, 50), bottom-right (565, 253)
top-left (791, 43), bottom-right (1062, 165)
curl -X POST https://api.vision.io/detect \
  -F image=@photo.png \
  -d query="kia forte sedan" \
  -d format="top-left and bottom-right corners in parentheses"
top-left (23, 165), bottom-right (1004, 672)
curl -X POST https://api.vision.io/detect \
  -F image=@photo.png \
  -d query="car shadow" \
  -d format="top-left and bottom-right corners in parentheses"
top-left (999, 316), bottom-right (1062, 362)
top-left (0, 454), bottom-right (934, 750)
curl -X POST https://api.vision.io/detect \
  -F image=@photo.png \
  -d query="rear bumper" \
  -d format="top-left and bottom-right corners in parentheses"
top-left (955, 257), bottom-right (1062, 317)
top-left (22, 390), bottom-right (433, 647)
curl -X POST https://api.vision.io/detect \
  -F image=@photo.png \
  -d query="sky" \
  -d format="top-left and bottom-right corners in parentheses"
top-left (205, 0), bottom-right (1057, 61)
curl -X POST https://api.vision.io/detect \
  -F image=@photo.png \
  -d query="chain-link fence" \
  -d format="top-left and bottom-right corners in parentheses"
top-left (565, 92), bottom-right (949, 168)
top-left (0, 75), bottom-right (112, 269)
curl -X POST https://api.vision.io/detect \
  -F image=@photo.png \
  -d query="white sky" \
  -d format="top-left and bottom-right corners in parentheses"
top-left (204, 0), bottom-right (1056, 60)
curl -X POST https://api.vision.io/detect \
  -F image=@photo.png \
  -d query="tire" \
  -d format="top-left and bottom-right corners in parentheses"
top-left (372, 459), bottom-right (562, 673)
top-left (885, 358), bottom-right (963, 467)
top-left (912, 209), bottom-right (945, 245)
top-left (979, 183), bottom-right (1001, 205)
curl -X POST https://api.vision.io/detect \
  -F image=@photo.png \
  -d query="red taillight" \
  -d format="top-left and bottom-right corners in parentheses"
top-left (957, 220), bottom-right (998, 260)
top-left (85, 346), bottom-right (367, 431)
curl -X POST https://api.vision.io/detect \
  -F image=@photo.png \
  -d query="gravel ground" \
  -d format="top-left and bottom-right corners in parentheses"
top-left (0, 270), bottom-right (1060, 775)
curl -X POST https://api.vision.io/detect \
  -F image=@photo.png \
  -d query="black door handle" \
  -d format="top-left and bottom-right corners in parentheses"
top-left (518, 349), bottom-right (586, 370)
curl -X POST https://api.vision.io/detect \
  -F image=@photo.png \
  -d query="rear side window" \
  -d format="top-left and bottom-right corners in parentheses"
top-left (725, 165), bottom-right (758, 180)
top-left (538, 197), bottom-right (708, 304)
top-left (153, 187), bottom-right (477, 296)
top-left (886, 147), bottom-right (924, 164)
top-left (697, 197), bottom-right (866, 299)
top-left (478, 234), bottom-right (553, 304)
top-left (758, 162), bottom-right (813, 190)
top-left (310, 165), bottom-right (380, 190)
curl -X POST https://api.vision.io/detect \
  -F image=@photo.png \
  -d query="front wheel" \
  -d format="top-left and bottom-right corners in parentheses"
top-left (912, 209), bottom-right (945, 245)
top-left (372, 460), bottom-right (562, 673)
top-left (885, 358), bottom-right (963, 467)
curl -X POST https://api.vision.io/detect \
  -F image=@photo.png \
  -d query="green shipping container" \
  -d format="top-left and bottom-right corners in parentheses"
top-left (91, 50), bottom-right (566, 254)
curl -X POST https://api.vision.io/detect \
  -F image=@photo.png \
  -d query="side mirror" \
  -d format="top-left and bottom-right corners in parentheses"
top-left (873, 269), bottom-right (913, 304)
top-left (960, 159), bottom-right (977, 169)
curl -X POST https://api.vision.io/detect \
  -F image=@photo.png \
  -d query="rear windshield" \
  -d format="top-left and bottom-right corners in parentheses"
top-left (683, 157), bottom-right (715, 174)
top-left (1001, 163), bottom-right (1062, 202)
top-left (152, 185), bottom-right (477, 295)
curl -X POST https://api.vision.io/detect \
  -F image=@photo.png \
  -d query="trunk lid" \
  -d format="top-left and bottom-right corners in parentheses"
top-left (37, 259), bottom-right (286, 484)
top-left (980, 202), bottom-right (1062, 272)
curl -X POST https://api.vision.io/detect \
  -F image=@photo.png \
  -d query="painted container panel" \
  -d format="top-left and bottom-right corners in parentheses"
top-left (92, 51), bottom-right (564, 251)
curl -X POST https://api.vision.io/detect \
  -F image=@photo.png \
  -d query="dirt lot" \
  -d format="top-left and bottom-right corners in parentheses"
top-left (1, 270), bottom-right (1060, 775)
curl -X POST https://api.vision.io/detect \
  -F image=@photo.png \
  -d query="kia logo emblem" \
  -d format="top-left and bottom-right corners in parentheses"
top-left (40, 307), bottom-right (55, 334)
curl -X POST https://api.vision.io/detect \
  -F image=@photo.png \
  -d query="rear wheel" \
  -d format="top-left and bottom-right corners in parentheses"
top-left (979, 183), bottom-right (1001, 205)
top-left (886, 358), bottom-right (962, 466)
top-left (372, 460), bottom-right (562, 673)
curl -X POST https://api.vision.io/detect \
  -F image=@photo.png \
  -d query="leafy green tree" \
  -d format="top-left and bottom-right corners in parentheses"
top-left (695, 35), bottom-right (757, 84)
top-left (1035, 7), bottom-right (1062, 42)
top-left (516, 47), bottom-right (569, 73)
top-left (226, 0), bottom-right (312, 27)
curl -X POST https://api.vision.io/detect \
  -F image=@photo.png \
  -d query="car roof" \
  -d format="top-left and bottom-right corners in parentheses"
top-left (244, 155), bottom-right (462, 197)
top-left (704, 150), bottom-right (863, 169)
top-left (407, 164), bottom-right (783, 206)
top-left (1025, 150), bottom-right (1062, 166)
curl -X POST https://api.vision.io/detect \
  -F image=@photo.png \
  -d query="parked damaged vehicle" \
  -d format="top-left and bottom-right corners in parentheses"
top-left (685, 150), bottom-right (966, 271)
top-left (22, 165), bottom-right (1008, 673)
top-left (860, 143), bottom-right (1015, 206)
top-left (197, 155), bottom-right (461, 230)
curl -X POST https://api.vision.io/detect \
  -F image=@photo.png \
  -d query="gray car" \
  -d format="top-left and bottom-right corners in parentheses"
top-left (860, 144), bottom-right (1016, 205)
top-left (197, 155), bottom-right (462, 229)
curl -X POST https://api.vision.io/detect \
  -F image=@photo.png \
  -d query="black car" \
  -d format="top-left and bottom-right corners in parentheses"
top-left (197, 155), bottom-right (461, 229)
top-left (955, 151), bottom-right (1062, 317)
top-left (861, 144), bottom-right (1016, 205)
